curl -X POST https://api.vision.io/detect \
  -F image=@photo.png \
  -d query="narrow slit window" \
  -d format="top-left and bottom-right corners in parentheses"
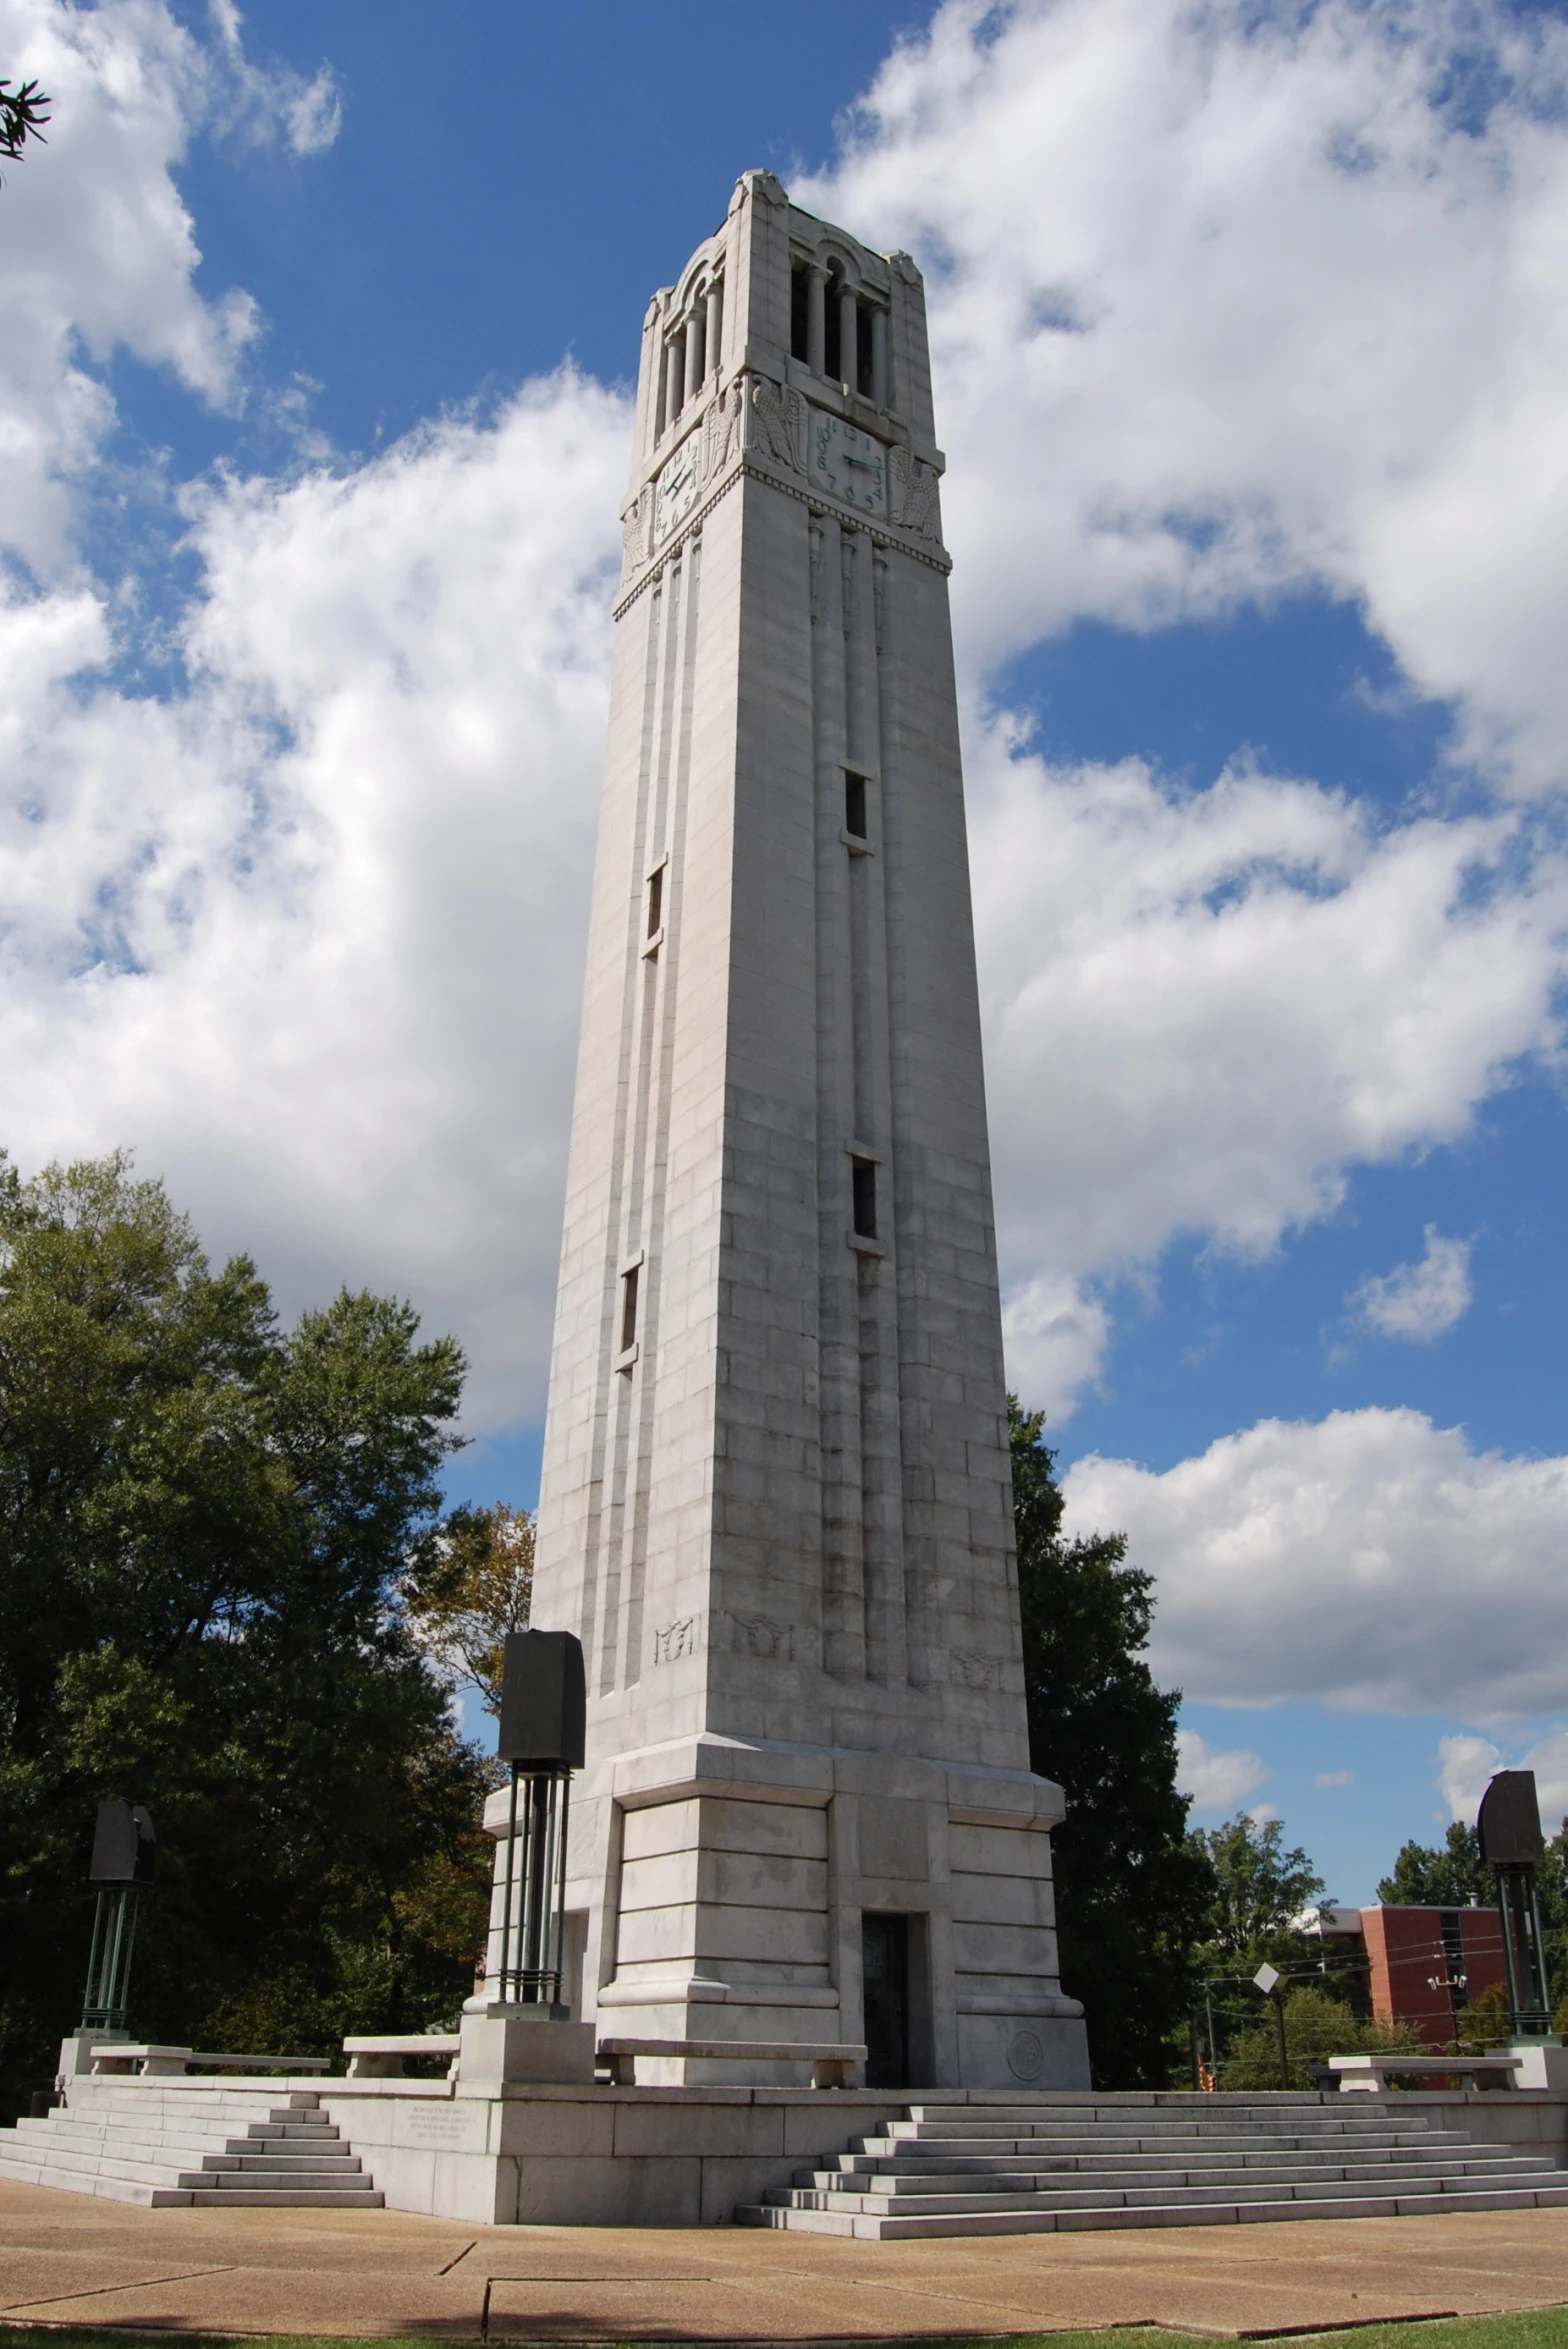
top-left (646, 865), bottom-right (664, 938)
top-left (790, 263), bottom-right (810, 363)
top-left (844, 771), bottom-right (868, 840)
top-left (620, 1263), bottom-right (640, 1354)
top-left (823, 278), bottom-right (842, 384)
top-left (856, 301), bottom-right (875, 399)
top-left (851, 1158), bottom-right (878, 1240)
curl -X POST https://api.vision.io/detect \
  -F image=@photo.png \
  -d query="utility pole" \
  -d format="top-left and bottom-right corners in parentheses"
top-left (1255, 1963), bottom-right (1288, 2089)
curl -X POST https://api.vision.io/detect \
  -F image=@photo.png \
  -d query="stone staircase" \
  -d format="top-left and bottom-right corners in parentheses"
top-left (739, 2095), bottom-right (1568, 2238)
top-left (0, 2088), bottom-right (382, 2209)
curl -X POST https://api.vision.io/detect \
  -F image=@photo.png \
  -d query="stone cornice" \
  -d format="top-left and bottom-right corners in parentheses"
top-left (613, 454), bottom-right (951, 622)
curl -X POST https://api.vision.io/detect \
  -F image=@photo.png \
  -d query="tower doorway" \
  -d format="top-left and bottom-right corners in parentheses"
top-left (862, 1913), bottom-right (910, 2088)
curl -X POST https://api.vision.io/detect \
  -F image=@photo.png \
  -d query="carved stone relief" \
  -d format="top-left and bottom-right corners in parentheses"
top-left (748, 375), bottom-right (805, 474)
top-left (951, 1650), bottom-right (1001, 1692)
top-left (731, 1613), bottom-right (790, 1661)
top-left (889, 445), bottom-right (942, 541)
top-left (705, 378), bottom-right (746, 480)
top-left (653, 1616), bottom-right (698, 1665)
top-left (1007, 2027), bottom-right (1046, 2082)
top-left (620, 490), bottom-right (650, 577)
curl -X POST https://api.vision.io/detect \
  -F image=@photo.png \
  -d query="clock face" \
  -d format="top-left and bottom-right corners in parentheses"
top-left (654, 433), bottom-right (703, 542)
top-left (807, 408), bottom-right (888, 517)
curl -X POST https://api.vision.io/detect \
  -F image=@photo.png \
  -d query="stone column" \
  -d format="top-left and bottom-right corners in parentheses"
top-left (807, 265), bottom-right (826, 377)
top-left (839, 287), bottom-right (859, 390)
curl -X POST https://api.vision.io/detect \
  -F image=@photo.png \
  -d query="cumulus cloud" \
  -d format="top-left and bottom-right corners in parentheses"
top-left (804, 0), bottom-right (1568, 791)
top-left (8, 0), bottom-right (1568, 1480)
top-left (1351, 1226), bottom-right (1473, 1342)
top-left (1438, 1729), bottom-right (1568, 1837)
top-left (1000, 1270), bottom-right (1110, 1417)
top-left (1177, 1728), bottom-right (1268, 1813)
top-left (0, 0), bottom-right (259, 571)
top-left (1064, 1408), bottom-right (1568, 1719)
top-left (0, 0), bottom-right (623, 1431)
top-left (0, 375), bottom-right (628, 1427)
top-left (971, 741), bottom-right (1568, 1324)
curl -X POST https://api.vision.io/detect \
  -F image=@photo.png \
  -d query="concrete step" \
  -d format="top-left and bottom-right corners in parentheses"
top-left (0, 2142), bottom-right (195, 2189)
top-left (880, 2123), bottom-right (1458, 2147)
top-left (742, 2092), bottom-right (1568, 2239)
top-left (738, 2179), bottom-right (1568, 2240)
top-left (185, 2179), bottom-right (384, 2198)
top-left (194, 2154), bottom-right (367, 2175)
top-left (0, 2093), bottom-right (376, 2211)
top-left (809, 2154), bottom-right (1549, 2193)
top-left (775, 2164), bottom-right (1568, 2217)
top-left (833, 2143), bottom-right (1508, 2169)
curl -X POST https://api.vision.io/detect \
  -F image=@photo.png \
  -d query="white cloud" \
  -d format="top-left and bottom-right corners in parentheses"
top-left (1351, 1226), bottom-right (1473, 1342)
top-left (803, 0), bottom-right (1568, 791)
top-left (0, 0), bottom-right (260, 573)
top-left (1064, 1408), bottom-right (1568, 1719)
top-left (1177, 1727), bottom-right (1267, 1812)
top-left (208, 0), bottom-right (341, 155)
top-left (1436, 1733), bottom-right (1504, 1825)
top-left (0, 374), bottom-right (628, 1429)
top-left (6, 0), bottom-right (1568, 1481)
top-left (1438, 1729), bottom-right (1568, 1837)
top-left (1000, 1270), bottom-right (1109, 1417)
top-left (1315, 1770), bottom-right (1356, 1790)
top-left (972, 744), bottom-right (1567, 1392)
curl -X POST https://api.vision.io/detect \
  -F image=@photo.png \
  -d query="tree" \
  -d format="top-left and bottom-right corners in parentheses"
top-left (1192, 1813), bottom-right (1325, 1964)
top-left (1378, 1821), bottom-right (1489, 1908)
top-left (1010, 1400), bottom-right (1216, 2089)
top-left (403, 1501), bottom-right (534, 1710)
top-left (1222, 1983), bottom-right (1420, 2090)
top-left (0, 1151), bottom-right (493, 2121)
top-left (0, 77), bottom-right (48, 177)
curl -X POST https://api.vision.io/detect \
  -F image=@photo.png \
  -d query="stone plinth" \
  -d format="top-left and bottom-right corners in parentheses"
top-left (457, 2007), bottom-right (596, 2086)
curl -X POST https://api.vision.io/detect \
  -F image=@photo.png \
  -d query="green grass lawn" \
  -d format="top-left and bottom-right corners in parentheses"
top-left (0, 2313), bottom-right (1565, 2347)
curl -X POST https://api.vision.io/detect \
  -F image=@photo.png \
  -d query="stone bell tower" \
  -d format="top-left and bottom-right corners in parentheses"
top-left (530, 170), bottom-right (1089, 2092)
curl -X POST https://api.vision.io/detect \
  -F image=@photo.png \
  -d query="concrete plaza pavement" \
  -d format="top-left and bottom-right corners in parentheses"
top-left (2, 2181), bottom-right (1568, 2339)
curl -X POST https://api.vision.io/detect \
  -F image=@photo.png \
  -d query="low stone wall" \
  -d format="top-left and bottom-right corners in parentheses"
top-left (55, 2076), bottom-right (1568, 2229)
top-left (320, 2082), bottom-right (936, 2226)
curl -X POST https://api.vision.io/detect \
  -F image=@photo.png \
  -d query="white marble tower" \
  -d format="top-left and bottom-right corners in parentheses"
top-left (529, 172), bottom-right (1089, 2091)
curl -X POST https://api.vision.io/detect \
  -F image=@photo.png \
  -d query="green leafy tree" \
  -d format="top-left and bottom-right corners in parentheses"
top-left (1222, 1984), bottom-right (1421, 2090)
top-left (1455, 1979), bottom-right (1513, 2048)
top-left (0, 1152), bottom-right (493, 2120)
top-left (1192, 1813), bottom-right (1325, 1970)
top-left (403, 1501), bottom-right (534, 1710)
top-left (1011, 1400), bottom-right (1216, 2089)
top-left (1378, 1821), bottom-right (1489, 1908)
top-left (0, 76), bottom-right (48, 177)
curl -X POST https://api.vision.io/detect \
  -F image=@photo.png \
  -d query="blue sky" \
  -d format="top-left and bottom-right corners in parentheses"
top-left (6, 0), bottom-right (1568, 1908)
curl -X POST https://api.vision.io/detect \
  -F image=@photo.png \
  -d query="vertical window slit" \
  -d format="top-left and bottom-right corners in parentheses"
top-left (852, 1158), bottom-right (878, 1240)
top-left (823, 277), bottom-right (842, 384)
top-left (790, 263), bottom-right (810, 363)
top-left (620, 1263), bottom-right (640, 1357)
top-left (646, 865), bottom-right (664, 937)
top-left (844, 771), bottom-right (868, 841)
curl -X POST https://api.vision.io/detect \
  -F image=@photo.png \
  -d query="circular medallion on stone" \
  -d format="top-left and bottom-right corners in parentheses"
top-left (1006, 2027), bottom-right (1045, 2082)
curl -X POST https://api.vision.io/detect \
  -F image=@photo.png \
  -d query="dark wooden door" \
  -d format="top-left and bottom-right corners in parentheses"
top-left (862, 1913), bottom-right (910, 2089)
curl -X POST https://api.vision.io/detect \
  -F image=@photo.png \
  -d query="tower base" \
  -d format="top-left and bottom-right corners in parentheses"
top-left (532, 1730), bottom-right (1089, 2093)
